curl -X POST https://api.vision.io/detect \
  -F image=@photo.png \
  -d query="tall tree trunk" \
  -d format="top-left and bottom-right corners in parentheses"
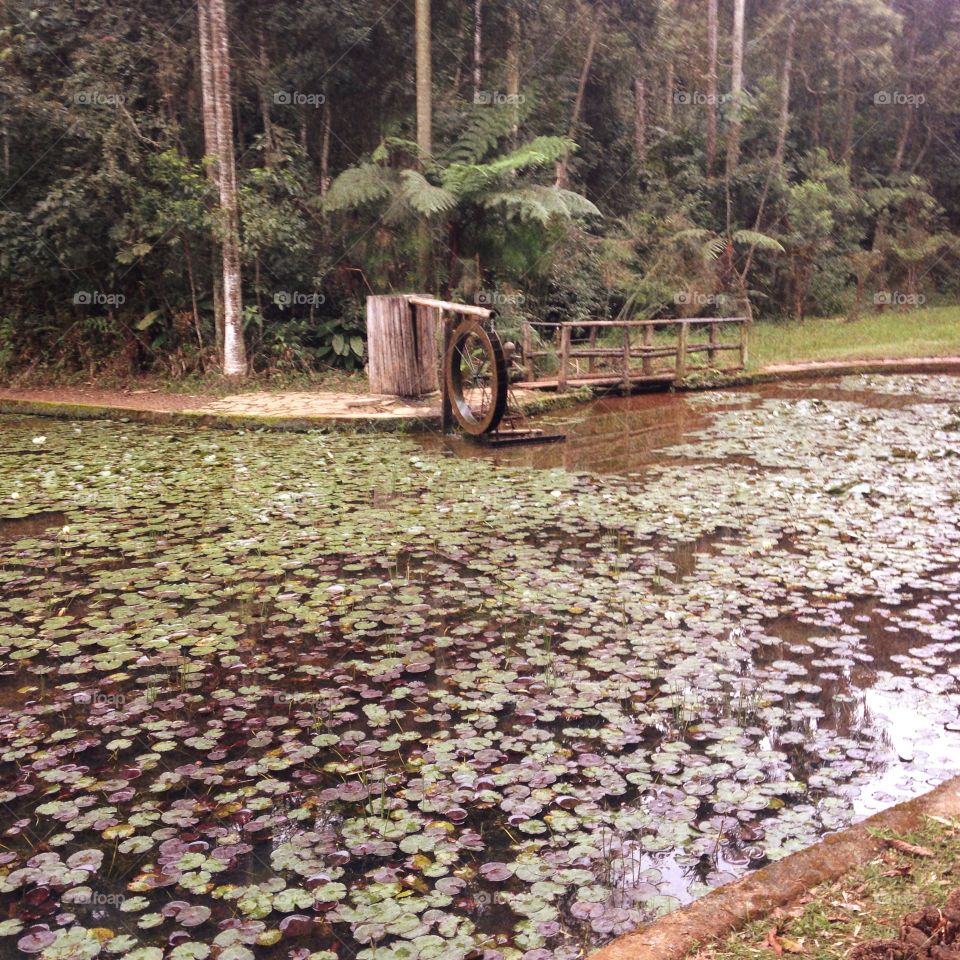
top-left (705, 0), bottom-right (718, 177)
top-left (773, 17), bottom-right (795, 166)
top-left (738, 8), bottom-right (794, 303)
top-left (319, 90), bottom-right (332, 196)
top-left (891, 23), bottom-right (917, 175)
top-left (257, 23), bottom-right (275, 162)
top-left (505, 4), bottom-right (521, 138)
top-left (837, 51), bottom-right (856, 164)
top-left (415, 0), bottom-right (433, 288)
top-left (1, 0), bottom-right (12, 178)
top-left (664, 59), bottom-right (675, 131)
top-left (725, 0), bottom-right (746, 175)
top-left (182, 236), bottom-right (205, 355)
top-left (555, 10), bottom-right (599, 189)
top-left (206, 0), bottom-right (247, 376)
top-left (198, 0), bottom-right (225, 358)
top-left (633, 76), bottom-right (647, 167)
top-left (472, 0), bottom-right (483, 101)
top-left (416, 0), bottom-right (432, 156)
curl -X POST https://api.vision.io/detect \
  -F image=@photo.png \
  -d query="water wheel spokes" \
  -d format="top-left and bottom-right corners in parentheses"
top-left (445, 318), bottom-right (508, 436)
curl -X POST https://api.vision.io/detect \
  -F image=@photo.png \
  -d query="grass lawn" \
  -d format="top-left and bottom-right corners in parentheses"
top-left (748, 304), bottom-right (960, 369)
top-left (688, 818), bottom-right (960, 960)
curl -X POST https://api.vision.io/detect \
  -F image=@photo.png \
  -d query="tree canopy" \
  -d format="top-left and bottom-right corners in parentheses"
top-left (0, 0), bottom-right (958, 374)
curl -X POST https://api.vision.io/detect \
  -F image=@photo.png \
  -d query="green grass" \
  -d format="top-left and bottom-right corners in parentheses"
top-left (688, 818), bottom-right (960, 960)
top-left (748, 304), bottom-right (960, 369)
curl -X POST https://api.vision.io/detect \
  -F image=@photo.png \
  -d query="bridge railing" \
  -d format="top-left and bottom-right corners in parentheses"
top-left (519, 317), bottom-right (749, 391)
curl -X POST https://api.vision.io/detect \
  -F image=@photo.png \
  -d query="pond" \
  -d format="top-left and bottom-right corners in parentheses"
top-left (0, 373), bottom-right (959, 960)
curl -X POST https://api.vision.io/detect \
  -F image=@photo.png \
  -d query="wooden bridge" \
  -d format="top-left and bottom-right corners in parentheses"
top-left (366, 294), bottom-right (749, 401)
top-left (517, 317), bottom-right (749, 391)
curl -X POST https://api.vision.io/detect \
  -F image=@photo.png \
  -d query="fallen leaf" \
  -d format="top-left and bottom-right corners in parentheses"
top-left (886, 838), bottom-right (935, 858)
top-left (766, 928), bottom-right (783, 957)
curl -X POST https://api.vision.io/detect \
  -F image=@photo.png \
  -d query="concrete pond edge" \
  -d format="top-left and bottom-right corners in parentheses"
top-left (675, 355), bottom-right (960, 390)
top-left (0, 386), bottom-right (592, 434)
top-left (0, 398), bottom-right (437, 434)
top-left (3, 358), bottom-right (960, 433)
top-left (587, 774), bottom-right (960, 960)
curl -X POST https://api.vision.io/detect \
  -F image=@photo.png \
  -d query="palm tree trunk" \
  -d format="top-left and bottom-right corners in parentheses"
top-left (472, 0), bottom-right (483, 101)
top-left (415, 0), bottom-right (433, 288)
top-left (320, 90), bottom-right (332, 196)
top-left (705, 0), bottom-right (718, 176)
top-left (416, 0), bottom-right (432, 156)
top-left (505, 4), bottom-right (521, 138)
top-left (197, 0), bottom-right (225, 357)
top-left (206, 0), bottom-right (247, 376)
top-left (0, 0), bottom-right (9, 179)
top-left (664, 59), bottom-right (675, 131)
top-left (891, 23), bottom-right (917, 175)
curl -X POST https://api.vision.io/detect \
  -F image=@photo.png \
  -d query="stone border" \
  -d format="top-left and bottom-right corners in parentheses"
top-left (0, 386), bottom-right (592, 434)
top-left (1, 360), bottom-right (959, 431)
top-left (0, 398), bottom-right (436, 433)
top-left (676, 355), bottom-right (960, 390)
top-left (588, 774), bottom-right (960, 960)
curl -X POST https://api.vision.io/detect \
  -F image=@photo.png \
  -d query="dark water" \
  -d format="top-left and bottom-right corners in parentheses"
top-left (417, 378), bottom-right (960, 826)
top-left (0, 375), bottom-right (957, 960)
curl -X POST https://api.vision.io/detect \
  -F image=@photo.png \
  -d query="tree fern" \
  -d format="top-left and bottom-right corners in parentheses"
top-left (371, 138), bottom-right (435, 172)
top-left (482, 185), bottom-right (600, 224)
top-left (443, 137), bottom-right (574, 196)
top-left (399, 170), bottom-right (458, 217)
top-left (323, 164), bottom-right (396, 212)
top-left (443, 100), bottom-right (534, 166)
top-left (732, 229), bottom-right (785, 253)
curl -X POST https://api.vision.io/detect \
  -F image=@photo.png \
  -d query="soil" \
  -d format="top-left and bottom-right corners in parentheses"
top-left (850, 889), bottom-right (960, 959)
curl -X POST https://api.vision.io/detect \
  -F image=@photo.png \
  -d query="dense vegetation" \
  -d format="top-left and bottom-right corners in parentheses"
top-left (0, 0), bottom-right (958, 375)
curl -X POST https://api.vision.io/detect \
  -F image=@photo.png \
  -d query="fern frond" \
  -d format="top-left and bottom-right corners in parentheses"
top-left (551, 187), bottom-right (602, 219)
top-left (323, 164), bottom-right (396, 212)
top-left (732, 229), bottom-right (785, 253)
top-left (482, 188), bottom-right (553, 223)
top-left (481, 185), bottom-right (599, 224)
top-left (703, 236), bottom-right (727, 261)
top-left (444, 137), bottom-right (575, 196)
top-left (445, 99), bottom-right (534, 165)
top-left (399, 170), bottom-right (458, 217)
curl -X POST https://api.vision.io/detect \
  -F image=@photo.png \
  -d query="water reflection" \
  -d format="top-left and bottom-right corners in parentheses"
top-left (417, 377), bottom-right (960, 884)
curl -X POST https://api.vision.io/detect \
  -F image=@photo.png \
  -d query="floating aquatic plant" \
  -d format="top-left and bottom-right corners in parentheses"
top-left (0, 375), bottom-right (957, 958)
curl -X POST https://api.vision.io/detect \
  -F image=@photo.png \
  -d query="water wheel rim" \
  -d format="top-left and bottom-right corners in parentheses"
top-left (445, 318), bottom-right (508, 436)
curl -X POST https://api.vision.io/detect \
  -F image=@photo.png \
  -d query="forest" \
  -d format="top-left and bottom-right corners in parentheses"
top-left (0, 0), bottom-right (958, 377)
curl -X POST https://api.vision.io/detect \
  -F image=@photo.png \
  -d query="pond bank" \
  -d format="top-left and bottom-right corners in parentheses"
top-left (587, 773), bottom-right (960, 960)
top-left (0, 384), bottom-right (589, 432)
top-left (2, 356), bottom-right (960, 431)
